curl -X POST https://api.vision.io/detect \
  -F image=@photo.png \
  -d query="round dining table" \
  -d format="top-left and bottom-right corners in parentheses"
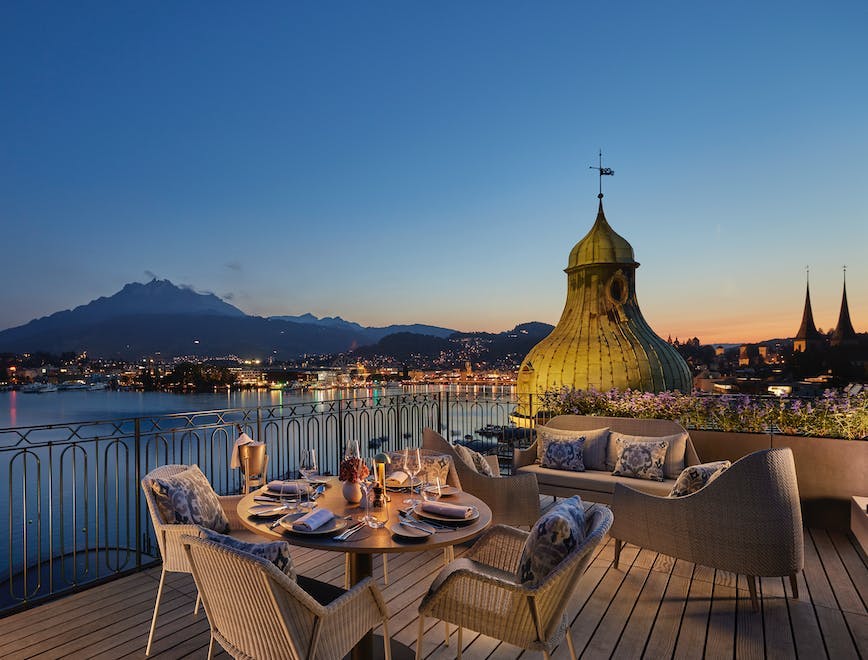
top-left (237, 476), bottom-right (493, 659)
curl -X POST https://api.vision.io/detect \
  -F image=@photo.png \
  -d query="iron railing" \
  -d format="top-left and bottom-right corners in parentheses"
top-left (0, 389), bottom-right (528, 614)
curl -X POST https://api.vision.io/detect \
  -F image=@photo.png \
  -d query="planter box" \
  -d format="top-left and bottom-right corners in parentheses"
top-left (688, 430), bottom-right (772, 463)
top-left (688, 430), bottom-right (868, 530)
top-left (772, 434), bottom-right (868, 531)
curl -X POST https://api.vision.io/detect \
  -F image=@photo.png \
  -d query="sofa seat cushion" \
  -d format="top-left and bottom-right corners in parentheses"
top-left (516, 464), bottom-right (675, 497)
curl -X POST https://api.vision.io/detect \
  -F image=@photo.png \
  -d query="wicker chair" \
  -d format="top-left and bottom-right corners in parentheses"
top-left (182, 534), bottom-right (391, 659)
top-left (142, 464), bottom-right (264, 656)
top-left (417, 504), bottom-right (613, 659)
top-left (611, 447), bottom-right (804, 611)
top-left (422, 428), bottom-right (541, 527)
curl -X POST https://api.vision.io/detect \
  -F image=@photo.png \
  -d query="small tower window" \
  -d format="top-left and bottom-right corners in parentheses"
top-left (606, 271), bottom-right (629, 305)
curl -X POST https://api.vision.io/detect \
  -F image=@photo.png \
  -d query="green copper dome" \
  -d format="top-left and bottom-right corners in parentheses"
top-left (516, 196), bottom-right (691, 418)
top-left (567, 197), bottom-right (637, 270)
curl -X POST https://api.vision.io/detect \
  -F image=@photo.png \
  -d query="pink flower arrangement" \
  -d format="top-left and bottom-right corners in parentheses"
top-left (339, 457), bottom-right (369, 482)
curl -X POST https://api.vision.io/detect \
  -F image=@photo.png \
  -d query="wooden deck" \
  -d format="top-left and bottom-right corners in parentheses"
top-left (1, 499), bottom-right (865, 659)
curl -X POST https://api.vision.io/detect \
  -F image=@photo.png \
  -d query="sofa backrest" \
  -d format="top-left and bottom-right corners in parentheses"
top-left (542, 415), bottom-right (700, 466)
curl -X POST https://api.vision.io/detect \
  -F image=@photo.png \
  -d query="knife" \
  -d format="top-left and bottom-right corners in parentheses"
top-left (400, 519), bottom-right (435, 535)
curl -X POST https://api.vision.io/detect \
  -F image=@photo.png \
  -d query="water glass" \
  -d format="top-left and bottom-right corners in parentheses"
top-left (421, 477), bottom-right (442, 503)
top-left (403, 448), bottom-right (422, 505)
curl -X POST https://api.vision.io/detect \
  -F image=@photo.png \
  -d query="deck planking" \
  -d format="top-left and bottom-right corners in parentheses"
top-left (0, 524), bottom-right (865, 659)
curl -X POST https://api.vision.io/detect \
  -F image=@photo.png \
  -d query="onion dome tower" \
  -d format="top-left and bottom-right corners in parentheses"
top-left (831, 268), bottom-right (857, 347)
top-left (793, 272), bottom-right (824, 352)
top-left (515, 192), bottom-right (692, 416)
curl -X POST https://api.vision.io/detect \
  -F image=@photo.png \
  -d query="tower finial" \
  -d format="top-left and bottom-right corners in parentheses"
top-left (589, 149), bottom-right (614, 197)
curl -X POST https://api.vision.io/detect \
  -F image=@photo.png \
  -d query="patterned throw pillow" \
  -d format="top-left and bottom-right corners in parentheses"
top-left (611, 438), bottom-right (669, 482)
top-left (541, 436), bottom-right (585, 472)
top-left (151, 464), bottom-right (230, 533)
top-left (454, 444), bottom-right (498, 478)
top-left (607, 431), bottom-right (689, 478)
top-left (668, 460), bottom-right (731, 497)
top-left (518, 495), bottom-right (586, 585)
top-left (537, 426), bottom-right (609, 470)
top-left (200, 528), bottom-right (296, 580)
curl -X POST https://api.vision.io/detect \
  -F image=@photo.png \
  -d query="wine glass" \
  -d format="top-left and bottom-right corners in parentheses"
top-left (345, 438), bottom-right (361, 461)
top-left (403, 448), bottom-right (422, 505)
top-left (298, 449), bottom-right (318, 510)
top-left (359, 458), bottom-right (383, 527)
top-left (421, 476), bottom-right (442, 503)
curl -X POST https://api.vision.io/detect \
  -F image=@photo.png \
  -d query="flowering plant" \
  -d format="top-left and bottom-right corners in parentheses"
top-left (339, 457), bottom-right (369, 482)
top-left (538, 387), bottom-right (868, 440)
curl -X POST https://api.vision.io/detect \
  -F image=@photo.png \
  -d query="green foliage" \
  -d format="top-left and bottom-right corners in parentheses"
top-left (539, 387), bottom-right (868, 440)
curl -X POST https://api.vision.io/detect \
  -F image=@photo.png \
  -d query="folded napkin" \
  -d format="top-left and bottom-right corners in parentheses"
top-left (385, 470), bottom-right (409, 487)
top-left (292, 507), bottom-right (335, 531)
top-left (266, 480), bottom-right (305, 494)
top-left (419, 501), bottom-right (474, 519)
top-left (230, 433), bottom-right (262, 469)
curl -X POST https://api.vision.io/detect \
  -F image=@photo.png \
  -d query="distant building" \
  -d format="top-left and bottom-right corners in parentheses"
top-left (831, 273), bottom-right (858, 347)
top-left (793, 278), bottom-right (825, 353)
top-left (515, 193), bottom-right (691, 417)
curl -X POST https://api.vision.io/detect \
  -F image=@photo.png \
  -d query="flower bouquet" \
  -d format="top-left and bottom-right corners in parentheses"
top-left (339, 457), bottom-right (369, 503)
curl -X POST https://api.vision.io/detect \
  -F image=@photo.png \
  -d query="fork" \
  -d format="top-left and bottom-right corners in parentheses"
top-left (335, 522), bottom-right (365, 541)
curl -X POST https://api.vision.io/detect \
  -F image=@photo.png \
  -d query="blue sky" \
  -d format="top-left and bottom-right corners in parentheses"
top-left (2, 1), bottom-right (866, 343)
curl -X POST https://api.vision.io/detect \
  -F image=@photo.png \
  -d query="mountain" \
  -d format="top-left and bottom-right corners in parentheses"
top-left (0, 280), bottom-right (456, 359)
top-left (269, 314), bottom-right (455, 341)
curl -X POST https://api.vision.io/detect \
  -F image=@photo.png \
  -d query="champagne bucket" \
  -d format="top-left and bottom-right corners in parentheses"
top-left (239, 443), bottom-right (267, 476)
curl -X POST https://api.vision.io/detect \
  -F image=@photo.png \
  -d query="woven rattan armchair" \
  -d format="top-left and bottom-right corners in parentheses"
top-left (417, 504), bottom-right (613, 659)
top-left (182, 534), bottom-right (391, 660)
top-left (422, 428), bottom-right (541, 527)
top-left (142, 464), bottom-right (263, 655)
top-left (611, 447), bottom-right (804, 611)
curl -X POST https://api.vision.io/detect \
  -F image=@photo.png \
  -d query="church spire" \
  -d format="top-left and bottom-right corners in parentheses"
top-left (831, 267), bottom-right (857, 347)
top-left (794, 268), bottom-right (822, 352)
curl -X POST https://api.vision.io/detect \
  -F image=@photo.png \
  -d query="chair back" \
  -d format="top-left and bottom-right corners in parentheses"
top-left (141, 464), bottom-right (193, 569)
top-left (239, 443), bottom-right (267, 476)
top-left (532, 504), bottom-right (614, 640)
top-left (183, 534), bottom-right (326, 659)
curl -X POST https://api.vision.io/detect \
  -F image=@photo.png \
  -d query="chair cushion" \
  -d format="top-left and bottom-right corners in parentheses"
top-left (540, 436), bottom-right (585, 472)
top-left (668, 460), bottom-right (731, 497)
top-left (611, 438), bottom-right (669, 482)
top-left (518, 495), bottom-right (586, 585)
top-left (537, 426), bottom-right (609, 470)
top-left (454, 444), bottom-right (498, 477)
top-left (607, 431), bottom-right (689, 478)
top-left (151, 464), bottom-right (230, 533)
top-left (200, 528), bottom-right (296, 580)
top-left (516, 463), bottom-right (676, 497)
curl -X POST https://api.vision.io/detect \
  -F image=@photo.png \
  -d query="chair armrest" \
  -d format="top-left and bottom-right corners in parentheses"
top-left (485, 454), bottom-right (499, 473)
top-left (218, 494), bottom-right (245, 531)
top-left (467, 524), bottom-right (529, 574)
top-left (514, 442), bottom-right (538, 469)
top-left (419, 563), bottom-right (532, 622)
top-left (157, 523), bottom-right (203, 571)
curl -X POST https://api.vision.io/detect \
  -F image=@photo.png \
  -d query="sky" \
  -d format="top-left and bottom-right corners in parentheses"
top-left (2, 1), bottom-right (866, 344)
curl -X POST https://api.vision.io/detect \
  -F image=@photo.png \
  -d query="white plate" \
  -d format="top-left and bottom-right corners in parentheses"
top-left (423, 484), bottom-right (460, 497)
top-left (415, 504), bottom-right (479, 524)
top-left (385, 476), bottom-right (423, 491)
top-left (279, 516), bottom-right (348, 536)
top-left (390, 521), bottom-right (433, 539)
top-left (248, 503), bottom-right (290, 518)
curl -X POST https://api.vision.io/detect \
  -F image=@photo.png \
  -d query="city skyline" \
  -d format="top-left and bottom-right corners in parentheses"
top-left (2, 2), bottom-right (866, 344)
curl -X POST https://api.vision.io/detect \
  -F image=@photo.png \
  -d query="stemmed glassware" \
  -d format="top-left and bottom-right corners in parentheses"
top-left (298, 448), bottom-right (318, 510)
top-left (403, 448), bottom-right (422, 505)
top-left (421, 476), bottom-right (442, 504)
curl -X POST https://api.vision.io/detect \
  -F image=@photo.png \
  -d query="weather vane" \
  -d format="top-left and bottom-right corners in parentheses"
top-left (589, 149), bottom-right (614, 197)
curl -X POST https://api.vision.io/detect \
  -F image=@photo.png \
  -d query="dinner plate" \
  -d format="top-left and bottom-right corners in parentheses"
top-left (423, 484), bottom-right (460, 497)
top-left (248, 503), bottom-right (291, 518)
top-left (414, 504), bottom-right (479, 524)
top-left (279, 516), bottom-right (348, 536)
top-left (389, 521), bottom-right (433, 540)
top-left (385, 476), bottom-right (423, 491)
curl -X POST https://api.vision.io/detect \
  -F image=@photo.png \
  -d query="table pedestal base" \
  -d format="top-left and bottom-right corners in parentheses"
top-left (345, 635), bottom-right (414, 659)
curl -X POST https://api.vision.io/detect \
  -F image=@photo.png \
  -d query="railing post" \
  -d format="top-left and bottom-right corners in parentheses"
top-left (256, 406), bottom-right (262, 444)
top-left (134, 418), bottom-right (142, 568)
top-left (445, 390), bottom-right (451, 440)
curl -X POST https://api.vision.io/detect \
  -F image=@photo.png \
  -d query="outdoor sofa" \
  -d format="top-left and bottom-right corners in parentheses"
top-left (513, 415), bottom-right (700, 503)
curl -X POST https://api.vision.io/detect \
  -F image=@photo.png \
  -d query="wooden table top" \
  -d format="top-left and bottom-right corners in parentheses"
top-left (237, 476), bottom-right (493, 554)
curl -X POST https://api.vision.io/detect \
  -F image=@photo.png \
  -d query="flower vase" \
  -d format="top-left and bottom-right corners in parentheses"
top-left (342, 480), bottom-right (363, 504)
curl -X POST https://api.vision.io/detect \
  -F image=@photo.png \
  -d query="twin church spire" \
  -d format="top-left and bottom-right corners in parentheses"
top-left (794, 268), bottom-right (858, 351)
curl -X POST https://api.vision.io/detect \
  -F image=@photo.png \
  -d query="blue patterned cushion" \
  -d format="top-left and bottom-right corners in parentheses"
top-left (537, 426), bottom-right (609, 470)
top-left (668, 461), bottom-right (731, 497)
top-left (200, 528), bottom-right (296, 580)
top-left (541, 436), bottom-right (585, 472)
top-left (611, 439), bottom-right (668, 482)
top-left (151, 464), bottom-right (230, 533)
top-left (518, 495), bottom-right (586, 585)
